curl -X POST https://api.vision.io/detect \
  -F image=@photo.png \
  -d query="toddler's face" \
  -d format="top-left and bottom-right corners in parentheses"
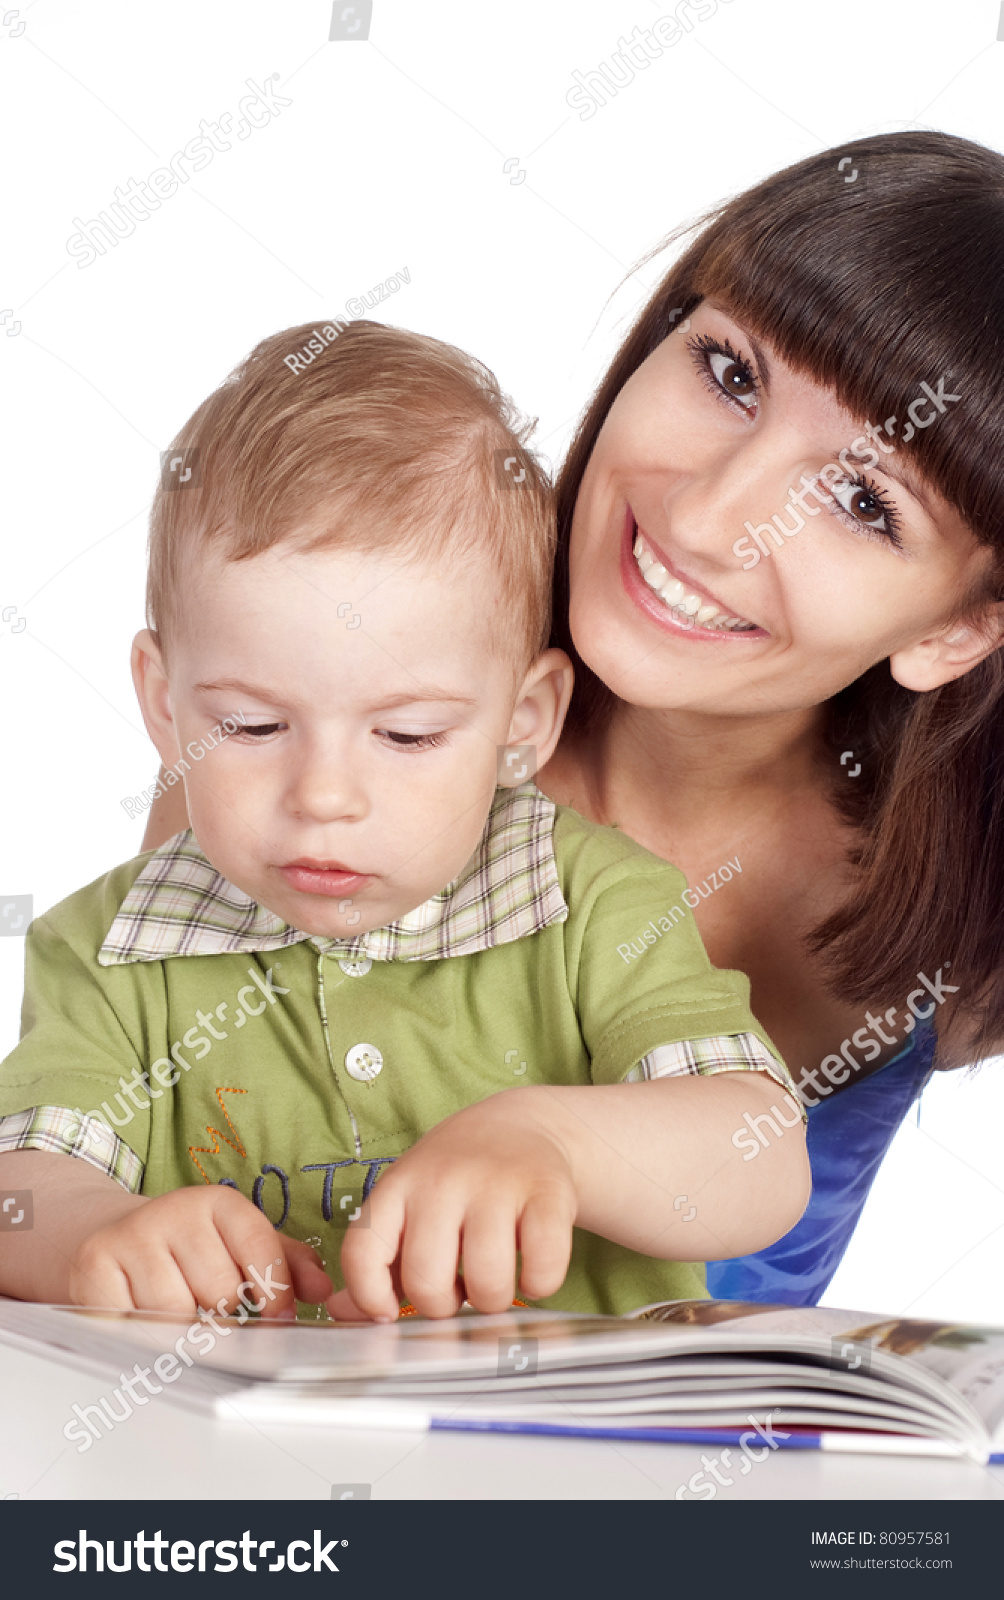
top-left (139, 539), bottom-right (550, 938)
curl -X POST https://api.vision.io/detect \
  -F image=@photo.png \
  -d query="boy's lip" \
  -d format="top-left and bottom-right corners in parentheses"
top-left (279, 861), bottom-right (374, 898)
top-left (619, 506), bottom-right (766, 639)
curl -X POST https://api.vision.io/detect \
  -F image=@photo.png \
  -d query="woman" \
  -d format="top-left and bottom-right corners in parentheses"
top-left (143, 129), bottom-right (1004, 1305)
top-left (540, 129), bottom-right (1004, 1303)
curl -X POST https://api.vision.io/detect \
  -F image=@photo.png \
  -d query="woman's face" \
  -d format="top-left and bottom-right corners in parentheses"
top-left (568, 299), bottom-right (998, 717)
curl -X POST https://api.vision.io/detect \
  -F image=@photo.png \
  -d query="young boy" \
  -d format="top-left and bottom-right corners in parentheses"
top-left (0, 321), bottom-right (808, 1323)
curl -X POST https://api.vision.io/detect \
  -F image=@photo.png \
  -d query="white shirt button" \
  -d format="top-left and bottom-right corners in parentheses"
top-left (344, 1042), bottom-right (383, 1082)
top-left (338, 957), bottom-right (372, 977)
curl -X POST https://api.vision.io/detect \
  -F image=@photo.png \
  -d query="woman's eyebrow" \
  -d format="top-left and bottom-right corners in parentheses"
top-left (836, 450), bottom-right (936, 519)
top-left (745, 332), bottom-right (772, 393)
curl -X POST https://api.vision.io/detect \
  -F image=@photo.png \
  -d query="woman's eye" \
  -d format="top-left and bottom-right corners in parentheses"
top-left (687, 335), bottom-right (759, 414)
top-left (707, 350), bottom-right (757, 407)
top-left (828, 474), bottom-right (902, 546)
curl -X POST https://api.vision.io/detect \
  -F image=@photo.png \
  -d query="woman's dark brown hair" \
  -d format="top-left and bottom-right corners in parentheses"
top-left (552, 131), bottom-right (1004, 1063)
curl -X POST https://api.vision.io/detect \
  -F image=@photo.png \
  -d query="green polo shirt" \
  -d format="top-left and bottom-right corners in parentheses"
top-left (0, 785), bottom-right (794, 1315)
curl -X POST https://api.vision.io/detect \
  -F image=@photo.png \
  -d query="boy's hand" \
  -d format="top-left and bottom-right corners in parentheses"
top-left (328, 1089), bottom-right (577, 1321)
top-left (68, 1185), bottom-right (332, 1318)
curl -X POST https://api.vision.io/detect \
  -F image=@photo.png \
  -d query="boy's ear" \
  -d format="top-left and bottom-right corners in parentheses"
top-left (889, 604), bottom-right (1004, 692)
top-left (499, 648), bottom-right (574, 786)
top-left (131, 629), bottom-right (184, 767)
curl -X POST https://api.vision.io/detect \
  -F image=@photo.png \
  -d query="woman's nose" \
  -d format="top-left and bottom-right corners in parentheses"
top-left (662, 436), bottom-right (802, 562)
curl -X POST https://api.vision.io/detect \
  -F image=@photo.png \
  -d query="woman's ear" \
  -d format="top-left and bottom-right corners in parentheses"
top-left (889, 605), bottom-right (1004, 692)
top-left (498, 649), bottom-right (575, 786)
top-left (131, 629), bottom-right (184, 767)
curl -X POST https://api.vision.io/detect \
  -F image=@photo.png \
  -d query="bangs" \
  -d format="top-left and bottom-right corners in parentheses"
top-left (688, 132), bottom-right (1004, 551)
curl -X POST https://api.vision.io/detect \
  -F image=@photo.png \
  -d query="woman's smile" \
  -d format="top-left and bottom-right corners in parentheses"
top-left (620, 506), bottom-right (766, 640)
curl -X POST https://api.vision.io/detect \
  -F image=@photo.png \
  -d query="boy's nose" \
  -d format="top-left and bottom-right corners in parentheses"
top-left (286, 762), bottom-right (369, 824)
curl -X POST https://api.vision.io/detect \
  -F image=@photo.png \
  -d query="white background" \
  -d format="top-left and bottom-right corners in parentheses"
top-left (1, 0), bottom-right (1002, 1324)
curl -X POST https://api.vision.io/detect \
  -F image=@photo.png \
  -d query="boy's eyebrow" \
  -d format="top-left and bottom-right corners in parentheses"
top-left (193, 677), bottom-right (480, 709)
top-left (367, 688), bottom-right (481, 710)
top-left (193, 677), bottom-right (285, 701)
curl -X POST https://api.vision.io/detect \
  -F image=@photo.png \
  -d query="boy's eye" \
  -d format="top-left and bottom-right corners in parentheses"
top-left (377, 729), bottom-right (449, 750)
top-left (239, 722), bottom-right (285, 738)
top-left (688, 333), bottom-right (759, 414)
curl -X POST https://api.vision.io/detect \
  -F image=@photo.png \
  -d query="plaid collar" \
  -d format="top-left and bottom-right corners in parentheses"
top-left (98, 783), bottom-right (567, 967)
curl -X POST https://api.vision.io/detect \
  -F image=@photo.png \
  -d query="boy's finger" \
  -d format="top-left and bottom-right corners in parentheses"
top-left (340, 1193), bottom-right (406, 1321)
top-left (515, 1190), bottom-right (575, 1302)
top-left (458, 1206), bottom-right (518, 1314)
top-left (68, 1250), bottom-right (139, 1311)
top-left (212, 1196), bottom-right (299, 1316)
top-left (324, 1286), bottom-right (376, 1322)
top-left (399, 1207), bottom-right (465, 1319)
top-left (284, 1238), bottom-right (334, 1306)
top-left (168, 1230), bottom-right (249, 1317)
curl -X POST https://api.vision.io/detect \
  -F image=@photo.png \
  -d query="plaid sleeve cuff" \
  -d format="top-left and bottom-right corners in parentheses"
top-left (624, 1033), bottom-right (806, 1122)
top-left (0, 1106), bottom-right (144, 1192)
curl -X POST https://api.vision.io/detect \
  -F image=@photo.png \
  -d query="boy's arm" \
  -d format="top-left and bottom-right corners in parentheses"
top-left (0, 1149), bottom-right (144, 1303)
top-left (0, 1148), bottom-right (331, 1313)
top-left (527, 1068), bottom-right (809, 1259)
top-left (0, 905), bottom-right (330, 1313)
top-left (333, 839), bottom-right (809, 1322)
top-left (333, 1069), bottom-right (807, 1322)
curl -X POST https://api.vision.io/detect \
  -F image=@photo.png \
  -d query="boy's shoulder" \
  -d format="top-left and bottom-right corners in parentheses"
top-left (29, 844), bottom-right (165, 962)
top-left (550, 799), bottom-right (686, 898)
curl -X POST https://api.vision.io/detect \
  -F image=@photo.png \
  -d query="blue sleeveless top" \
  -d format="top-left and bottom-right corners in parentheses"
top-left (705, 1019), bottom-right (937, 1306)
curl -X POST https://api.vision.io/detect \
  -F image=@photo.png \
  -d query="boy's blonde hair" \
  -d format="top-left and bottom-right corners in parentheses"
top-left (147, 320), bottom-right (554, 668)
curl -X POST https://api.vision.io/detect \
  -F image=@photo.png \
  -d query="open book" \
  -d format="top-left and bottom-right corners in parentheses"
top-left (2, 1298), bottom-right (1003, 1464)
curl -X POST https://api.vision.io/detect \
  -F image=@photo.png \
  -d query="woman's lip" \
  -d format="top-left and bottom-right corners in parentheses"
top-left (619, 507), bottom-right (767, 639)
top-left (279, 864), bottom-right (374, 898)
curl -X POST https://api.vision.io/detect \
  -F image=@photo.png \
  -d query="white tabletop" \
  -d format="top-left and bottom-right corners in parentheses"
top-left (3, 1342), bottom-right (1003, 1502)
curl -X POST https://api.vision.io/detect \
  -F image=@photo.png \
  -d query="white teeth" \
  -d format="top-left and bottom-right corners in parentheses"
top-left (633, 529), bottom-right (755, 633)
top-left (644, 562), bottom-right (669, 590)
